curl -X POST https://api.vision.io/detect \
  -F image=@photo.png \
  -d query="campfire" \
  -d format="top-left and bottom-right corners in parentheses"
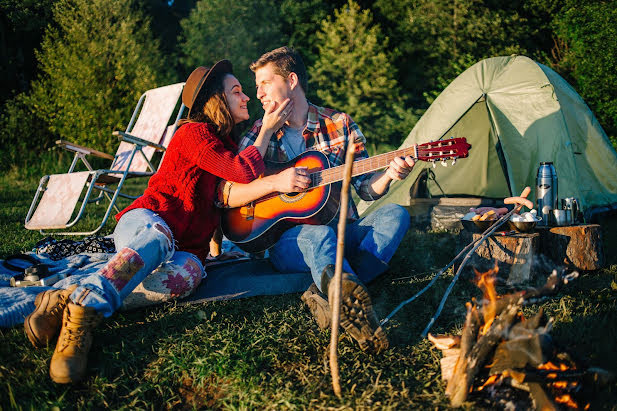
top-left (429, 265), bottom-right (614, 410)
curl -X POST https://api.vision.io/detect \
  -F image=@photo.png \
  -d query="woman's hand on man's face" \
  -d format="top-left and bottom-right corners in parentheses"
top-left (262, 99), bottom-right (293, 134)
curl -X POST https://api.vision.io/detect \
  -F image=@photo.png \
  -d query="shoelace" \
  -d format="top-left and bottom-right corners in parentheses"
top-left (49, 294), bottom-right (69, 318)
top-left (58, 315), bottom-right (99, 351)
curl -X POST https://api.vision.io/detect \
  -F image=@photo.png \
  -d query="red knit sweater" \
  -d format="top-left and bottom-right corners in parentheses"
top-left (116, 122), bottom-right (264, 262)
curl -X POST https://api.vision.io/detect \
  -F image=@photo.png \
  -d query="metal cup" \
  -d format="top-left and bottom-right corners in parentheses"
top-left (561, 197), bottom-right (579, 224)
top-left (552, 209), bottom-right (568, 226)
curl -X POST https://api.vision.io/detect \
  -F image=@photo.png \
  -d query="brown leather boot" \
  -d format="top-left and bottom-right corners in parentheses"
top-left (49, 302), bottom-right (102, 384)
top-left (24, 284), bottom-right (77, 348)
top-left (301, 283), bottom-right (331, 330)
top-left (322, 265), bottom-right (389, 354)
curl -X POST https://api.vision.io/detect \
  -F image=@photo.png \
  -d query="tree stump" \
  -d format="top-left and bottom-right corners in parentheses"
top-left (537, 224), bottom-right (604, 271)
top-left (457, 232), bottom-right (540, 284)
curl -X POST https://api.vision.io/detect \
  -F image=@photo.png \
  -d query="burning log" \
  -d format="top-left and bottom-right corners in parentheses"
top-left (447, 302), bottom-right (520, 407)
top-left (427, 267), bottom-right (617, 409)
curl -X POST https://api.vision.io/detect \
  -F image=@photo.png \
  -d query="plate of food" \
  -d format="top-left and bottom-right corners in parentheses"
top-left (508, 210), bottom-right (541, 232)
top-left (460, 207), bottom-right (507, 233)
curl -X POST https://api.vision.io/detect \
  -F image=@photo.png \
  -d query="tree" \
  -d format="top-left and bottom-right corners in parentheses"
top-left (279, 0), bottom-right (344, 77)
top-left (312, 0), bottom-right (417, 153)
top-left (0, 0), bottom-right (168, 169)
top-left (0, 0), bottom-right (57, 103)
top-left (373, 0), bottom-right (552, 107)
top-left (552, 0), bottom-right (617, 144)
top-left (178, 0), bottom-right (285, 122)
top-left (24, 0), bottom-right (167, 153)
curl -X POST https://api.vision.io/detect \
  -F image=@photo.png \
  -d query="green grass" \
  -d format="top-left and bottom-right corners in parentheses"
top-left (1, 161), bottom-right (616, 410)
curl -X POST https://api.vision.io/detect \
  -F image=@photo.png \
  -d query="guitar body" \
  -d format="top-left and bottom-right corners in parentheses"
top-left (222, 137), bottom-right (471, 253)
top-left (221, 150), bottom-right (341, 253)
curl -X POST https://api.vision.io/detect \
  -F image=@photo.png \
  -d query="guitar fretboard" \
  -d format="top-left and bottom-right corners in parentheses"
top-left (310, 146), bottom-right (418, 188)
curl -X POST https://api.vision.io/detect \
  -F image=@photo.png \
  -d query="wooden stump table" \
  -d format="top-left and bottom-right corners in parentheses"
top-left (456, 224), bottom-right (604, 284)
top-left (457, 231), bottom-right (540, 285)
top-left (536, 224), bottom-right (604, 271)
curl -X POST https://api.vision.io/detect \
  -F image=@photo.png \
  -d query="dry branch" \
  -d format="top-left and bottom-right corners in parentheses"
top-left (329, 137), bottom-right (356, 397)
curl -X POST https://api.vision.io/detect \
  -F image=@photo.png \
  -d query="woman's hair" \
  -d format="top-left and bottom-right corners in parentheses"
top-left (184, 72), bottom-right (235, 137)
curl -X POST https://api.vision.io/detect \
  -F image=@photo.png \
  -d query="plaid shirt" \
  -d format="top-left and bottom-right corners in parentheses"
top-left (237, 102), bottom-right (386, 219)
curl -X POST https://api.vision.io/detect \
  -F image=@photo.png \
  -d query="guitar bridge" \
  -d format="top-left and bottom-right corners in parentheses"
top-left (244, 202), bottom-right (255, 220)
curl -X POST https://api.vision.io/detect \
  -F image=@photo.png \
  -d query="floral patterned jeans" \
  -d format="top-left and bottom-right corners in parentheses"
top-left (70, 209), bottom-right (204, 317)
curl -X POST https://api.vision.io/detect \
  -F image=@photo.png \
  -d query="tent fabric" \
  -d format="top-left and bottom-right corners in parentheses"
top-left (358, 55), bottom-right (617, 219)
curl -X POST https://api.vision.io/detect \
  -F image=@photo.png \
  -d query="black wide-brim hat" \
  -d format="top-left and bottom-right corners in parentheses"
top-left (182, 60), bottom-right (233, 114)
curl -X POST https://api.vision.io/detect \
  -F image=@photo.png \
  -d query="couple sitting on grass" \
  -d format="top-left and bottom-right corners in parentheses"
top-left (24, 47), bottom-right (416, 384)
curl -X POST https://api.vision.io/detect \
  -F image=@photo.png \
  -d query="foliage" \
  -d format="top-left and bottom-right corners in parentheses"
top-left (0, 0), bottom-right (57, 102)
top-left (0, 92), bottom-right (53, 169)
top-left (312, 0), bottom-right (418, 153)
top-left (279, 0), bottom-right (344, 81)
top-left (551, 0), bottom-right (617, 144)
top-left (178, 0), bottom-right (285, 122)
top-left (21, 0), bottom-right (167, 154)
top-left (373, 0), bottom-right (553, 108)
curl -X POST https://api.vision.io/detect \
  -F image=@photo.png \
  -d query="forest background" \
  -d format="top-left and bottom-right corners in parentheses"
top-left (1, 0), bottom-right (616, 170)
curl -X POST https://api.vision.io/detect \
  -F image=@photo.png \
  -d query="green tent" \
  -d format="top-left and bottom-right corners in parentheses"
top-left (359, 55), bottom-right (617, 221)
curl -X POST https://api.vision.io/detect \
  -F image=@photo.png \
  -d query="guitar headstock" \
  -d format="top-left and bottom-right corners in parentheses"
top-left (417, 137), bottom-right (471, 164)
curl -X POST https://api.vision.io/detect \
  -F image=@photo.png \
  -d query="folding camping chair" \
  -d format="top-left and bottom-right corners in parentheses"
top-left (25, 82), bottom-right (186, 236)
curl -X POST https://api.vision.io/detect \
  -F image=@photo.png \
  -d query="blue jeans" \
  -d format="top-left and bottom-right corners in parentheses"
top-left (70, 208), bottom-right (203, 317)
top-left (268, 204), bottom-right (410, 292)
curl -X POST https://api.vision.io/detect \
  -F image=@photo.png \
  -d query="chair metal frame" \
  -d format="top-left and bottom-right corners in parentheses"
top-left (25, 83), bottom-right (186, 236)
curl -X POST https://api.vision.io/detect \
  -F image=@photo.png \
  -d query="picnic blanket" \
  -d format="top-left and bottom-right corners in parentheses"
top-left (0, 239), bottom-right (313, 328)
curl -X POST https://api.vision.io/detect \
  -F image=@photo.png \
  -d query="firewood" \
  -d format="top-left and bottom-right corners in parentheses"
top-left (449, 303), bottom-right (520, 407)
top-left (441, 352), bottom-right (460, 382)
top-left (446, 303), bottom-right (480, 398)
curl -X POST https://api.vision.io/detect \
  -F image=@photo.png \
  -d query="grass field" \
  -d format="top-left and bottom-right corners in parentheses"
top-left (1, 162), bottom-right (616, 410)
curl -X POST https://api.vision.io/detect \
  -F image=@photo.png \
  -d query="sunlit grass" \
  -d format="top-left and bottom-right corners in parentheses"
top-left (1, 158), bottom-right (616, 409)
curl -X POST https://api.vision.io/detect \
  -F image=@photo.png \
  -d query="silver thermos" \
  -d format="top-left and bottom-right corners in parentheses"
top-left (536, 162), bottom-right (558, 226)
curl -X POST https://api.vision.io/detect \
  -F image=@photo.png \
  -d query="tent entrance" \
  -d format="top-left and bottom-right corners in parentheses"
top-left (416, 98), bottom-right (511, 199)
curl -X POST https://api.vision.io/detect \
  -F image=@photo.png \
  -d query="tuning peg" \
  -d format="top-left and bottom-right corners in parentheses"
top-left (451, 158), bottom-right (457, 165)
top-left (432, 160), bottom-right (436, 168)
top-left (441, 159), bottom-right (448, 167)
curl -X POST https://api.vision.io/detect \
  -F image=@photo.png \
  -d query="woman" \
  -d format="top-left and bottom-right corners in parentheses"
top-left (24, 60), bottom-right (292, 384)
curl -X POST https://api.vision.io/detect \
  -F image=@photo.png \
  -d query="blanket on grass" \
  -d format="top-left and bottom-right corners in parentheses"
top-left (1, 244), bottom-right (313, 328)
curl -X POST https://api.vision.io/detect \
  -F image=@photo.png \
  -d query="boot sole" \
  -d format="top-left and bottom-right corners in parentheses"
top-left (301, 285), bottom-right (331, 330)
top-left (338, 278), bottom-right (389, 354)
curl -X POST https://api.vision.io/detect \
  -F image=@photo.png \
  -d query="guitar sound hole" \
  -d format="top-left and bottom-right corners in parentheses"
top-left (280, 191), bottom-right (307, 203)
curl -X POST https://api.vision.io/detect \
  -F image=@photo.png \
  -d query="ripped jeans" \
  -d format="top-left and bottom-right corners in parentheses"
top-left (70, 208), bottom-right (204, 317)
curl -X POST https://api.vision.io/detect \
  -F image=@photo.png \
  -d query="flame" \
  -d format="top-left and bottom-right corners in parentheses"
top-left (477, 374), bottom-right (500, 391)
top-left (538, 361), bottom-right (571, 371)
top-left (554, 394), bottom-right (579, 409)
top-left (474, 263), bottom-right (499, 335)
top-left (551, 381), bottom-right (579, 389)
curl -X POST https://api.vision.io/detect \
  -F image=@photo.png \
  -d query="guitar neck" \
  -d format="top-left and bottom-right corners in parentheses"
top-left (311, 145), bottom-right (418, 187)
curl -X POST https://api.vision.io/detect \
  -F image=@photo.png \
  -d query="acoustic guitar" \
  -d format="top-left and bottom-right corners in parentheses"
top-left (222, 137), bottom-right (471, 252)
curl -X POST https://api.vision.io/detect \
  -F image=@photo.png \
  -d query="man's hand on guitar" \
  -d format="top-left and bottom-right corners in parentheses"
top-left (272, 166), bottom-right (310, 193)
top-left (385, 156), bottom-right (416, 181)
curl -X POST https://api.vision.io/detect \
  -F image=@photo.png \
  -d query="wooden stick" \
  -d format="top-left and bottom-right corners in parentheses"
top-left (421, 187), bottom-right (532, 337)
top-left (329, 137), bottom-right (356, 397)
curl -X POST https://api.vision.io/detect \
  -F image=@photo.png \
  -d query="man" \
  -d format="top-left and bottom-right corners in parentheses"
top-left (219, 47), bottom-right (415, 353)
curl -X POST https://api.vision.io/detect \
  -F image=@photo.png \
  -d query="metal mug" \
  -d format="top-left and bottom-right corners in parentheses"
top-left (561, 197), bottom-right (579, 224)
top-left (552, 209), bottom-right (568, 226)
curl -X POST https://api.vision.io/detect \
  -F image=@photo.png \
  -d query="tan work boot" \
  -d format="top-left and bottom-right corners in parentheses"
top-left (322, 266), bottom-right (389, 354)
top-left (49, 302), bottom-right (102, 384)
top-left (301, 283), bottom-right (331, 329)
top-left (24, 284), bottom-right (78, 348)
